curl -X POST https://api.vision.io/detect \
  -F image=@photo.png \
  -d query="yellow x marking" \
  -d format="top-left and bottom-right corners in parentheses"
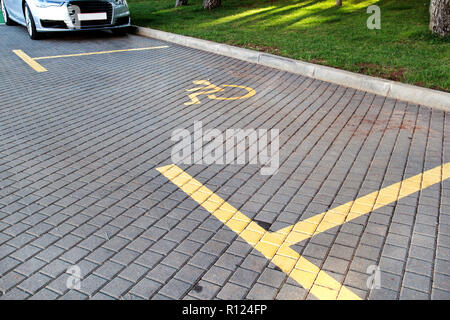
top-left (13, 46), bottom-right (169, 73)
top-left (157, 162), bottom-right (450, 300)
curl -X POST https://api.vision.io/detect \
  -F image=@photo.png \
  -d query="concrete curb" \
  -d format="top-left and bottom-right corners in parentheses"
top-left (133, 26), bottom-right (450, 112)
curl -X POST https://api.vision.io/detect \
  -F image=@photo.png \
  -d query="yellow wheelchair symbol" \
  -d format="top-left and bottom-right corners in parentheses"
top-left (185, 80), bottom-right (256, 106)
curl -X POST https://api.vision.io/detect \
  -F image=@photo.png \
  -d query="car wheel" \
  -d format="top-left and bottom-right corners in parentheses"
top-left (24, 3), bottom-right (40, 40)
top-left (1, 0), bottom-right (14, 26)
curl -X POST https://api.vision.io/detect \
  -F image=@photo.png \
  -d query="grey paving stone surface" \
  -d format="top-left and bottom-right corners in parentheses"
top-left (0, 26), bottom-right (448, 300)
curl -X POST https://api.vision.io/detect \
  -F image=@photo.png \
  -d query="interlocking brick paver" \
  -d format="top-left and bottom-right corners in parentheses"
top-left (0, 257), bottom-right (22, 276)
top-left (0, 288), bottom-right (31, 300)
top-left (174, 239), bottom-right (203, 257)
top-left (60, 290), bottom-right (89, 300)
top-left (432, 273), bottom-right (450, 292)
top-left (59, 247), bottom-right (89, 264)
top-left (93, 261), bottom-right (124, 280)
top-left (14, 258), bottom-right (46, 277)
top-left (189, 252), bottom-right (217, 270)
top-left (276, 284), bottom-right (307, 300)
top-left (435, 259), bottom-right (450, 276)
top-left (129, 277), bottom-right (162, 299)
top-left (247, 283), bottom-right (278, 300)
top-left (159, 278), bottom-right (192, 299)
top-left (174, 264), bottom-right (204, 285)
top-left (0, 272), bottom-right (26, 292)
top-left (147, 264), bottom-right (178, 284)
top-left (100, 277), bottom-right (133, 299)
top-left (240, 254), bottom-right (268, 274)
top-left (217, 283), bottom-right (249, 300)
top-left (203, 266), bottom-right (233, 286)
top-left (90, 292), bottom-right (116, 300)
top-left (379, 257), bottom-right (405, 276)
top-left (431, 288), bottom-right (450, 300)
top-left (10, 245), bottom-right (41, 262)
top-left (119, 263), bottom-right (148, 283)
top-left (257, 269), bottom-right (286, 288)
top-left (400, 287), bottom-right (430, 300)
top-left (18, 272), bottom-right (52, 294)
top-left (135, 250), bottom-right (164, 269)
top-left (188, 281), bottom-right (220, 300)
top-left (162, 251), bottom-right (190, 270)
top-left (229, 268), bottom-right (259, 288)
top-left (29, 288), bottom-right (60, 300)
top-left (85, 247), bottom-right (115, 264)
top-left (111, 248), bottom-right (140, 266)
top-left (380, 272), bottom-right (402, 292)
top-left (78, 274), bottom-right (109, 297)
top-left (40, 259), bottom-right (72, 278)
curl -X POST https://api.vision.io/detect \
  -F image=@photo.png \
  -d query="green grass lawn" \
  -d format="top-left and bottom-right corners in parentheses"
top-left (0, 10), bottom-right (4, 24)
top-left (128, 0), bottom-right (449, 92)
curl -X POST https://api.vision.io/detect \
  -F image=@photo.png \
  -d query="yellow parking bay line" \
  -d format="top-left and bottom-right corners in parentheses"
top-left (274, 162), bottom-right (450, 246)
top-left (13, 50), bottom-right (47, 73)
top-left (33, 46), bottom-right (169, 60)
top-left (158, 162), bottom-right (449, 300)
top-left (13, 46), bottom-right (169, 72)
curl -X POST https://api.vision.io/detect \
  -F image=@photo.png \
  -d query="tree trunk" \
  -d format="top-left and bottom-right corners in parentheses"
top-left (175, 0), bottom-right (188, 7)
top-left (336, 0), bottom-right (342, 6)
top-left (203, 0), bottom-right (221, 10)
top-left (430, 0), bottom-right (450, 36)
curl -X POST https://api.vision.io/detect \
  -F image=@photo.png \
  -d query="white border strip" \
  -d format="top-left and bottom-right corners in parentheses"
top-left (134, 26), bottom-right (450, 112)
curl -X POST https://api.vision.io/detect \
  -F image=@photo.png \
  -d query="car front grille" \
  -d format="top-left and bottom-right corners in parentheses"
top-left (69, 1), bottom-right (113, 28)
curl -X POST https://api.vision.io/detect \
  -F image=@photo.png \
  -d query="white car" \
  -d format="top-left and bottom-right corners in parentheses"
top-left (1, 0), bottom-right (131, 39)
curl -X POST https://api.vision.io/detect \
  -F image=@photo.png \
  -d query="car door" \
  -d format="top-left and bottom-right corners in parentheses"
top-left (5, 0), bottom-right (25, 25)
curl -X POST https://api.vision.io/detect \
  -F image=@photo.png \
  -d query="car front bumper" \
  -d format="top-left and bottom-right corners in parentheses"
top-left (29, 1), bottom-right (130, 32)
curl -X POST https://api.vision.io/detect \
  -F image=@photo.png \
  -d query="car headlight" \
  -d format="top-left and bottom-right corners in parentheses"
top-left (35, 0), bottom-right (65, 8)
top-left (114, 0), bottom-right (127, 6)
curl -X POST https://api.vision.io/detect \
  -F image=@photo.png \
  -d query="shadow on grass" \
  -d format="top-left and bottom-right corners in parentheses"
top-left (128, 0), bottom-right (449, 91)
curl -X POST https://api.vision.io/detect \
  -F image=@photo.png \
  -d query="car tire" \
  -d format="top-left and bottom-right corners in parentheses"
top-left (1, 0), bottom-right (14, 26)
top-left (24, 3), bottom-right (40, 40)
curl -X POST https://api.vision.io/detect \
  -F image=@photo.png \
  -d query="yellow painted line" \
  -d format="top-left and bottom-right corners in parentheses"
top-left (275, 162), bottom-right (450, 245)
top-left (33, 46), bottom-right (169, 60)
top-left (157, 164), bottom-right (362, 300)
top-left (209, 84), bottom-right (256, 101)
top-left (13, 50), bottom-right (47, 73)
